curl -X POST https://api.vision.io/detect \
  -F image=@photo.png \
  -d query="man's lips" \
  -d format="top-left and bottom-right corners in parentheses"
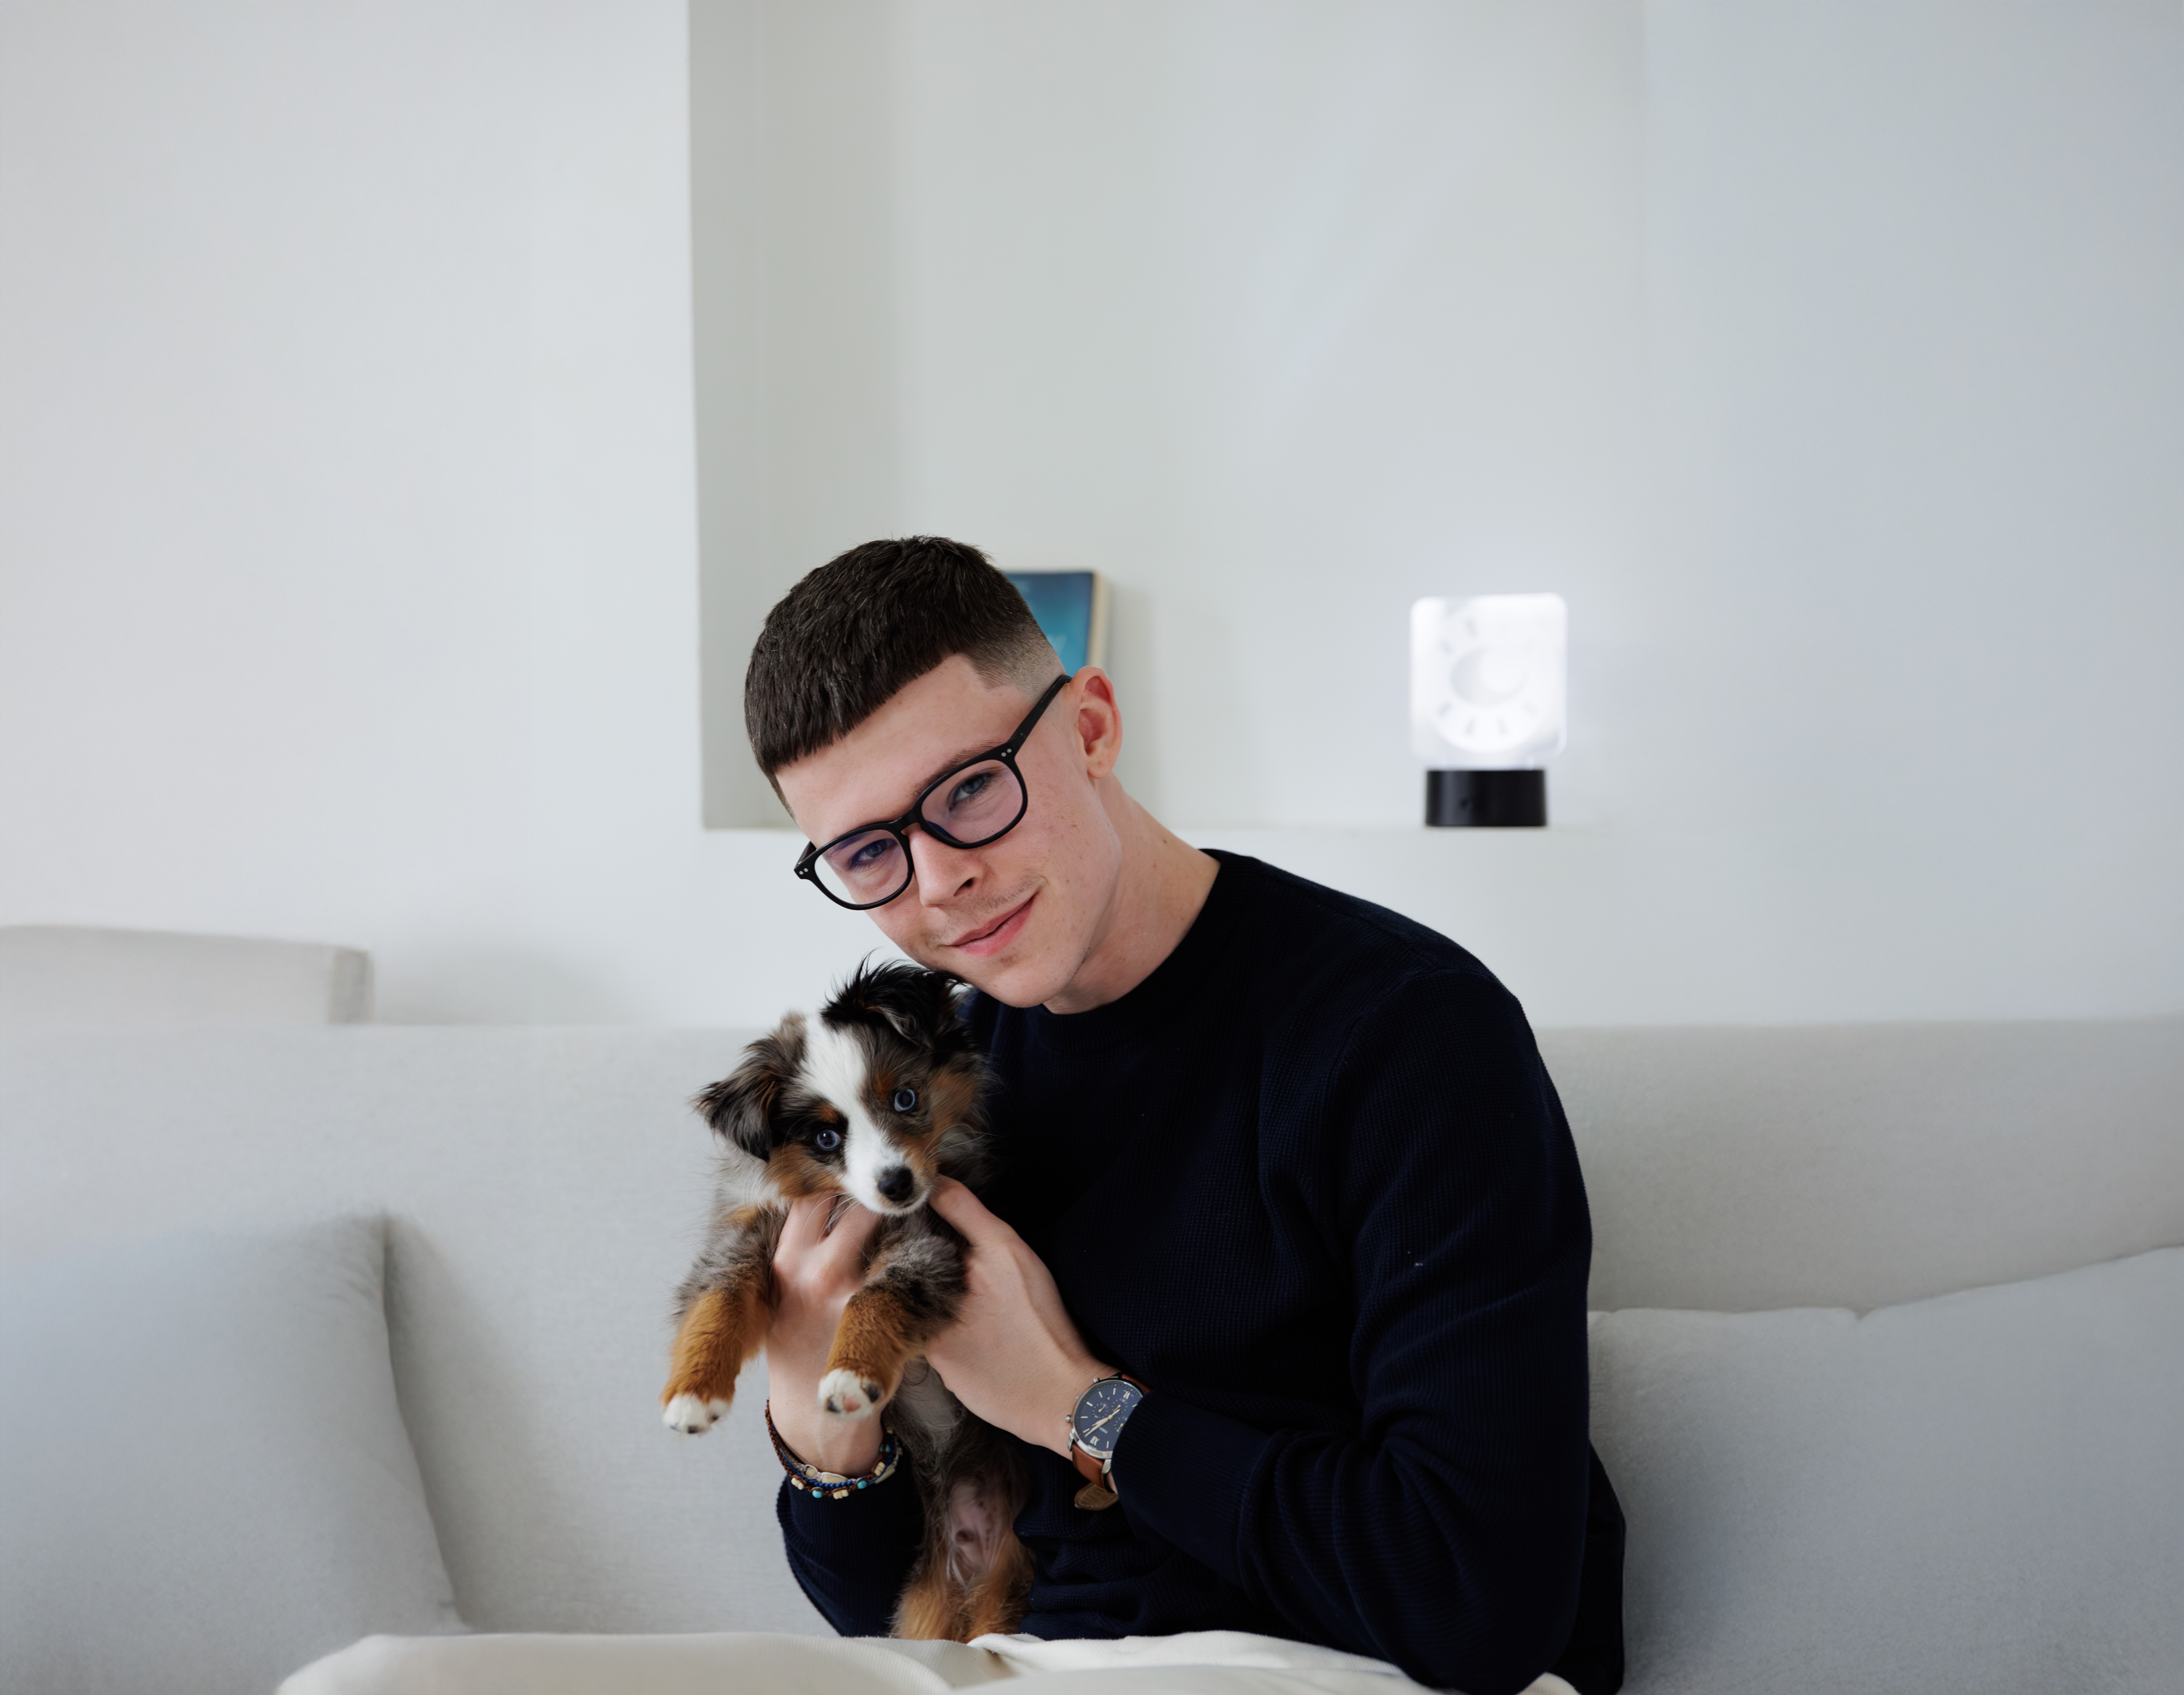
top-left (946, 894), bottom-right (1034, 957)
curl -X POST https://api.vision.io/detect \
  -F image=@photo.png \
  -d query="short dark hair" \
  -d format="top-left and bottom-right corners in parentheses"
top-left (744, 536), bottom-right (1060, 779)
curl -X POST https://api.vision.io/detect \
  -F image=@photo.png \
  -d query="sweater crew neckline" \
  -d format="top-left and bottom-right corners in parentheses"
top-left (1012, 850), bottom-right (1254, 1055)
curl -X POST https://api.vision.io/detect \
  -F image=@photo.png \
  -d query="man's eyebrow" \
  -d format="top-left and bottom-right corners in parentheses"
top-left (828, 734), bottom-right (1002, 840)
top-left (904, 737), bottom-right (999, 804)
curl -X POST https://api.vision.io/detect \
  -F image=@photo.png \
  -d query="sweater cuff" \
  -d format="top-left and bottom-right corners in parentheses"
top-left (1108, 1390), bottom-right (1277, 1588)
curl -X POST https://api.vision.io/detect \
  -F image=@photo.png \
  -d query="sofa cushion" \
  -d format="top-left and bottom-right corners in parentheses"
top-left (0, 1216), bottom-right (461, 1695)
top-left (1591, 1246), bottom-right (2184, 1695)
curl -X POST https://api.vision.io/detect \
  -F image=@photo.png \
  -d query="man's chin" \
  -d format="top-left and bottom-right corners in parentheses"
top-left (977, 973), bottom-right (1066, 1010)
top-left (938, 944), bottom-right (1073, 1011)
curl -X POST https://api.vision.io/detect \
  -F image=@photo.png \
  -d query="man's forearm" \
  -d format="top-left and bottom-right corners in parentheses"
top-left (1109, 1388), bottom-right (1589, 1695)
top-left (775, 1469), bottom-right (925, 1637)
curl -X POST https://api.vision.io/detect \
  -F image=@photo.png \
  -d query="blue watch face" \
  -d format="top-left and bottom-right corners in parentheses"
top-left (1072, 1378), bottom-right (1143, 1460)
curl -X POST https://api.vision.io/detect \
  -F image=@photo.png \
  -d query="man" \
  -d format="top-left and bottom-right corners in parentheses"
top-left (747, 536), bottom-right (1624, 1695)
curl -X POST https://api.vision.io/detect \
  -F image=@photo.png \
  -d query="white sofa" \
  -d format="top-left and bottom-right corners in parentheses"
top-left (2, 1008), bottom-right (2179, 1694)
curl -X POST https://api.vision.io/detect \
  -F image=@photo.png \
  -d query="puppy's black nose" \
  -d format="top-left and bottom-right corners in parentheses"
top-left (876, 1165), bottom-right (916, 1205)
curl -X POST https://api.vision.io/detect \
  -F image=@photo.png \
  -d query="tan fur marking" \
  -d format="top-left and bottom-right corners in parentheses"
top-left (963, 1535), bottom-right (1032, 1638)
top-left (893, 1559), bottom-right (960, 1640)
top-left (825, 1285), bottom-right (922, 1408)
top-left (925, 1066), bottom-right (980, 1133)
top-left (770, 1143), bottom-right (846, 1199)
top-left (660, 1281), bottom-right (767, 1411)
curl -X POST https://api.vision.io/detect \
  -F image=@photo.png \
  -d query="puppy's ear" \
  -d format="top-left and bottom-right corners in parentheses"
top-left (693, 1014), bottom-right (804, 1161)
top-left (834, 962), bottom-right (966, 1051)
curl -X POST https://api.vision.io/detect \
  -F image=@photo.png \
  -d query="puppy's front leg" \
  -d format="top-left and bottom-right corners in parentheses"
top-left (819, 1280), bottom-right (930, 1422)
top-left (821, 1228), bottom-right (965, 1421)
top-left (662, 1265), bottom-right (770, 1434)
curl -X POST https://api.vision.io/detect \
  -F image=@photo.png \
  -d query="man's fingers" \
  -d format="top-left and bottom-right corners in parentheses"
top-left (808, 1197), bottom-right (883, 1280)
top-left (776, 1192), bottom-right (836, 1259)
top-left (778, 1193), bottom-right (876, 1271)
top-left (929, 1176), bottom-right (1007, 1244)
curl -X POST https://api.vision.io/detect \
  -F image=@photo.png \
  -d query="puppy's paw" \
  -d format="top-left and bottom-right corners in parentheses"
top-left (663, 1391), bottom-right (732, 1434)
top-left (818, 1367), bottom-right (887, 1420)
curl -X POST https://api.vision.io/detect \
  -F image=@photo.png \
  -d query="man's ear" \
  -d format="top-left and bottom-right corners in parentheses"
top-left (1070, 667), bottom-right (1122, 781)
top-left (693, 1014), bottom-right (804, 1161)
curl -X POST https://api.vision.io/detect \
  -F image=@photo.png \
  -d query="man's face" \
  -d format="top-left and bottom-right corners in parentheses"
top-left (774, 656), bottom-right (1125, 1010)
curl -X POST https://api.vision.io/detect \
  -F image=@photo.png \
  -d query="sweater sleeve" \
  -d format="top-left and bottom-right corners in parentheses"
top-left (774, 1457), bottom-right (925, 1636)
top-left (1108, 969), bottom-right (1595, 1695)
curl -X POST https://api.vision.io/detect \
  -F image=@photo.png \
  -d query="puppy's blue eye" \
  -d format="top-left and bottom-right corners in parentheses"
top-left (892, 1088), bottom-right (917, 1114)
top-left (814, 1128), bottom-right (842, 1153)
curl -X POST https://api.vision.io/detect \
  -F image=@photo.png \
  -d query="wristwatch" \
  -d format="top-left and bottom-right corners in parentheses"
top-left (1066, 1372), bottom-right (1146, 1509)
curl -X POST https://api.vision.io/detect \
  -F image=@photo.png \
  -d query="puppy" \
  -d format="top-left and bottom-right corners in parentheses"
top-left (661, 962), bottom-right (1031, 1641)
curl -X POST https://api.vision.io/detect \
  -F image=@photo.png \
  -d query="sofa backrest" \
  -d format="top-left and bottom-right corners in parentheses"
top-left (1543, 1017), bottom-right (2183, 1312)
top-left (2, 1017), bottom-right (2177, 1641)
top-left (0, 924), bottom-right (373, 1026)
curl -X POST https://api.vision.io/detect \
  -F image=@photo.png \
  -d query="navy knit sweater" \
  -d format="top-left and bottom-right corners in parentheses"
top-left (778, 852), bottom-right (1624, 1694)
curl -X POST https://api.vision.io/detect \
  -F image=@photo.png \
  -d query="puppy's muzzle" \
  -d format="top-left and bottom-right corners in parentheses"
top-left (876, 1165), bottom-right (918, 1207)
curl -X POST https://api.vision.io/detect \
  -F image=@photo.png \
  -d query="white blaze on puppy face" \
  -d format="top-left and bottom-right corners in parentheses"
top-left (802, 1019), bottom-right (922, 1213)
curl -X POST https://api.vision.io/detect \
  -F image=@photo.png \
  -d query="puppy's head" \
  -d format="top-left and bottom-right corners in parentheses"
top-left (693, 962), bottom-right (987, 1215)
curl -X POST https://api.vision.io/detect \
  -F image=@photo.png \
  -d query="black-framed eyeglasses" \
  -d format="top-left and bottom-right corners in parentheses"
top-left (793, 674), bottom-right (1071, 910)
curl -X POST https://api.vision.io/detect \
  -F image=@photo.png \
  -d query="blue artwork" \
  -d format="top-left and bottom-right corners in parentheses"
top-left (1004, 571), bottom-right (1105, 674)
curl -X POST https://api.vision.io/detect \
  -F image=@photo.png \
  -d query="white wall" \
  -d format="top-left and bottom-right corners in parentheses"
top-left (0, 0), bottom-right (857, 1025)
top-left (693, 0), bottom-right (1647, 833)
top-left (3, 1), bottom-right (2178, 1027)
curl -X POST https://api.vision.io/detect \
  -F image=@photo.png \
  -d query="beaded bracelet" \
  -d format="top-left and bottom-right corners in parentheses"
top-left (764, 1401), bottom-right (900, 1500)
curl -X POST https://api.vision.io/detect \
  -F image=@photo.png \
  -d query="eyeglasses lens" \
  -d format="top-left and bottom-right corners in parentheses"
top-left (814, 827), bottom-right (910, 907)
top-left (918, 759), bottom-right (1024, 846)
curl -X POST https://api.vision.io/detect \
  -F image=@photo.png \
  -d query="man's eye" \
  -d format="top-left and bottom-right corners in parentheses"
top-left (892, 1088), bottom-right (918, 1113)
top-left (814, 1128), bottom-right (842, 1153)
top-left (848, 838), bottom-right (895, 869)
top-left (947, 772), bottom-right (992, 808)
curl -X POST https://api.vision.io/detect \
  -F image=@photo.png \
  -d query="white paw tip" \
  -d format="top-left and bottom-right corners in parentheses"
top-left (819, 1368), bottom-right (883, 1420)
top-left (664, 1393), bottom-right (730, 1434)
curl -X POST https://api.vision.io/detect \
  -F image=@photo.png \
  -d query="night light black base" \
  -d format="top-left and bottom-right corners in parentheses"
top-left (1426, 769), bottom-right (1546, 828)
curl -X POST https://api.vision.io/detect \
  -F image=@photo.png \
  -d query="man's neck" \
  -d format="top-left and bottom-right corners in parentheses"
top-left (1044, 785), bottom-right (1219, 1017)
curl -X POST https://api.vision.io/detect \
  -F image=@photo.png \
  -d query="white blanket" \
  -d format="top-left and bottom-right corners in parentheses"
top-left (280, 1628), bottom-right (1582, 1695)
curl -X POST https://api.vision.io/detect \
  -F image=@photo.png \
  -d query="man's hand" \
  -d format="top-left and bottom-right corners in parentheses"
top-left (926, 1178), bottom-right (1112, 1460)
top-left (766, 1193), bottom-right (886, 1476)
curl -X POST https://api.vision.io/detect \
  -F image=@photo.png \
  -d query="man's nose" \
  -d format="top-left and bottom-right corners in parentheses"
top-left (907, 830), bottom-right (979, 905)
top-left (876, 1165), bottom-right (916, 1205)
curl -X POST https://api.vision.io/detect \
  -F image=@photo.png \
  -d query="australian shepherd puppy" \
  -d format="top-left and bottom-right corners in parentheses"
top-left (661, 962), bottom-right (1031, 1640)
